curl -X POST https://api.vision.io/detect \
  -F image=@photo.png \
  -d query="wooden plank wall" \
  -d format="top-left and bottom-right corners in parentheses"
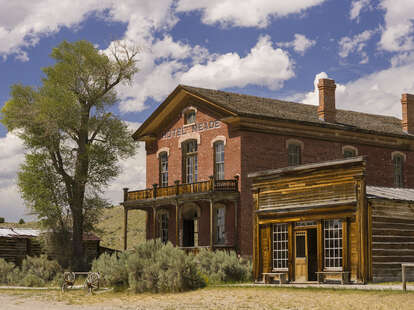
top-left (371, 199), bottom-right (414, 282)
top-left (0, 237), bottom-right (27, 265)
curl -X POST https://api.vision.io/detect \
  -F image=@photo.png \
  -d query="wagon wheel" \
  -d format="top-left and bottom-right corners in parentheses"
top-left (84, 272), bottom-right (100, 294)
top-left (62, 272), bottom-right (75, 292)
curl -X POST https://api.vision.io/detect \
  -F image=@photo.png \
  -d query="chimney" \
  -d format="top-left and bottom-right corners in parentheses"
top-left (317, 78), bottom-right (336, 123)
top-left (401, 93), bottom-right (414, 134)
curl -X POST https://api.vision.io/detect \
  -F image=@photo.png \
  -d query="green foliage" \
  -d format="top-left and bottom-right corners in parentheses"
top-left (19, 255), bottom-right (62, 286)
top-left (91, 252), bottom-right (128, 288)
top-left (195, 249), bottom-right (252, 284)
top-left (0, 217), bottom-right (4, 223)
top-left (19, 274), bottom-right (45, 287)
top-left (0, 258), bottom-right (16, 284)
top-left (18, 218), bottom-right (25, 224)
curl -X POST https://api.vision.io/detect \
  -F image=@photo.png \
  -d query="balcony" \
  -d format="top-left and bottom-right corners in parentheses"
top-left (124, 177), bottom-right (239, 202)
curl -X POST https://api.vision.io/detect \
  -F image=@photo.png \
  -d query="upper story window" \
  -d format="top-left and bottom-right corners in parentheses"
top-left (392, 152), bottom-right (405, 187)
top-left (343, 146), bottom-right (357, 158)
top-left (184, 109), bottom-right (196, 125)
top-left (182, 139), bottom-right (198, 183)
top-left (287, 142), bottom-right (302, 166)
top-left (159, 151), bottom-right (168, 187)
top-left (214, 141), bottom-right (225, 180)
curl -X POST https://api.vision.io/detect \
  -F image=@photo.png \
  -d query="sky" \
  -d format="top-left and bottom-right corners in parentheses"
top-left (1, 0), bottom-right (414, 221)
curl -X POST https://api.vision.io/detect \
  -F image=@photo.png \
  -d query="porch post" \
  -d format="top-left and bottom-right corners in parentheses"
top-left (210, 198), bottom-right (214, 249)
top-left (234, 199), bottom-right (238, 251)
top-left (175, 200), bottom-right (179, 246)
top-left (152, 205), bottom-right (157, 240)
top-left (123, 207), bottom-right (128, 250)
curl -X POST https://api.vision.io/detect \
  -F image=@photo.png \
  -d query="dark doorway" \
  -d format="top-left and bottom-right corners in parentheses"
top-left (307, 228), bottom-right (318, 281)
top-left (183, 219), bottom-right (194, 247)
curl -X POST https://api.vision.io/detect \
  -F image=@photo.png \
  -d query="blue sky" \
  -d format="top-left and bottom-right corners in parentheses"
top-left (1, 0), bottom-right (414, 221)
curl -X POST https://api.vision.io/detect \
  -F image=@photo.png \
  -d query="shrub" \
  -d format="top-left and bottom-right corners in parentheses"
top-left (126, 240), bottom-right (205, 293)
top-left (0, 217), bottom-right (4, 223)
top-left (0, 258), bottom-right (16, 284)
top-left (195, 250), bottom-right (252, 284)
top-left (19, 255), bottom-right (62, 286)
top-left (18, 218), bottom-right (25, 224)
top-left (91, 252), bottom-right (128, 288)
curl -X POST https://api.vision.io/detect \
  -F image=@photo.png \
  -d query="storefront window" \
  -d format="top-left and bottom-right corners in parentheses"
top-left (272, 223), bottom-right (288, 270)
top-left (324, 219), bottom-right (342, 270)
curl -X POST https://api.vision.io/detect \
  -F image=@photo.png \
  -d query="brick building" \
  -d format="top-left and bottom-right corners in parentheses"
top-left (122, 78), bottom-right (414, 258)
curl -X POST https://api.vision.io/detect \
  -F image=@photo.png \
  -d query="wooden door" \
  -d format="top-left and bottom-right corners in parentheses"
top-left (295, 231), bottom-right (308, 282)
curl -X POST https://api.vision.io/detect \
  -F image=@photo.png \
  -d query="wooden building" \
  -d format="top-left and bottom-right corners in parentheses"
top-left (250, 157), bottom-right (414, 283)
top-left (122, 78), bottom-right (414, 258)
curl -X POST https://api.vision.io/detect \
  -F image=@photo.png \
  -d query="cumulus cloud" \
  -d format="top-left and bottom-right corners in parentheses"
top-left (277, 33), bottom-right (316, 55)
top-left (176, 0), bottom-right (326, 28)
top-left (338, 29), bottom-right (376, 64)
top-left (379, 0), bottom-right (414, 52)
top-left (350, 0), bottom-right (372, 21)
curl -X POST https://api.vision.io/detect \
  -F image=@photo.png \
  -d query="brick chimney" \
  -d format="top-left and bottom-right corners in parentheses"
top-left (317, 78), bottom-right (336, 123)
top-left (401, 93), bottom-right (414, 134)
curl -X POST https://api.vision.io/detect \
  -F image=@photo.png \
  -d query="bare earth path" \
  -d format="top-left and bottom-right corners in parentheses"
top-left (1, 286), bottom-right (414, 310)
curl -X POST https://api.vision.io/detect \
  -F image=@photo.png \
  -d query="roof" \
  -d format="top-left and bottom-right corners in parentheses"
top-left (0, 228), bottom-right (40, 238)
top-left (367, 186), bottom-right (414, 202)
top-left (179, 85), bottom-right (408, 137)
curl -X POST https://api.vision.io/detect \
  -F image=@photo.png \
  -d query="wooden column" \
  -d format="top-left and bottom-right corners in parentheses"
top-left (252, 189), bottom-right (260, 280)
top-left (234, 199), bottom-right (238, 252)
top-left (317, 220), bottom-right (323, 272)
top-left (342, 218), bottom-right (349, 272)
top-left (210, 198), bottom-right (214, 249)
top-left (175, 200), bottom-right (179, 247)
top-left (288, 222), bottom-right (294, 281)
top-left (152, 205), bottom-right (157, 240)
top-left (355, 176), bottom-right (368, 283)
top-left (123, 207), bottom-right (128, 250)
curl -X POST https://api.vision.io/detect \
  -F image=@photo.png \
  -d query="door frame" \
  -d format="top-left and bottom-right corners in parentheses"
top-left (294, 230), bottom-right (308, 282)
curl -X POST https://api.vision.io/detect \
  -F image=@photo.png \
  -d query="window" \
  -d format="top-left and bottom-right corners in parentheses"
top-left (393, 154), bottom-right (404, 187)
top-left (159, 152), bottom-right (168, 187)
top-left (343, 147), bottom-right (357, 158)
top-left (159, 211), bottom-right (169, 244)
top-left (184, 109), bottom-right (196, 125)
top-left (288, 143), bottom-right (301, 166)
top-left (215, 206), bottom-right (225, 244)
top-left (182, 140), bottom-right (198, 183)
top-left (324, 219), bottom-right (342, 270)
top-left (272, 223), bottom-right (288, 270)
top-left (214, 141), bottom-right (225, 180)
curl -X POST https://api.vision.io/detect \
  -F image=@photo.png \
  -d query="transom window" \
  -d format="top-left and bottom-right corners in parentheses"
top-left (182, 140), bottom-right (198, 183)
top-left (184, 109), bottom-right (196, 125)
top-left (214, 141), bottom-right (225, 180)
top-left (159, 152), bottom-right (168, 187)
top-left (393, 154), bottom-right (404, 187)
top-left (272, 223), bottom-right (288, 270)
top-left (324, 219), bottom-right (343, 270)
top-left (215, 206), bottom-right (225, 244)
top-left (288, 143), bottom-right (301, 166)
top-left (159, 212), bottom-right (169, 244)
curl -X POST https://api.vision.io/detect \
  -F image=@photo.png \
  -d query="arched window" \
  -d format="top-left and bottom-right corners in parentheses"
top-left (393, 153), bottom-right (405, 187)
top-left (184, 109), bottom-right (196, 125)
top-left (158, 210), bottom-right (169, 244)
top-left (288, 142), bottom-right (302, 166)
top-left (343, 146), bottom-right (357, 158)
top-left (182, 139), bottom-right (198, 183)
top-left (159, 151), bottom-right (168, 187)
top-left (214, 141), bottom-right (225, 180)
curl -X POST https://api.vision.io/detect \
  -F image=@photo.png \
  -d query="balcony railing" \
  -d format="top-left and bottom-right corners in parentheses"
top-left (124, 177), bottom-right (239, 202)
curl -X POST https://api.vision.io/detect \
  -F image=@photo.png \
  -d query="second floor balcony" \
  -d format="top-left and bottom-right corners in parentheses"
top-left (124, 176), bottom-right (239, 202)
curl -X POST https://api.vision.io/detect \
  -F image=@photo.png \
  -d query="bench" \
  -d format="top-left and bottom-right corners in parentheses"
top-left (262, 272), bottom-right (288, 285)
top-left (316, 271), bottom-right (350, 284)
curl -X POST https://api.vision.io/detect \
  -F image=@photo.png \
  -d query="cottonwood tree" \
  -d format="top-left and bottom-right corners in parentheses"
top-left (1, 40), bottom-right (138, 269)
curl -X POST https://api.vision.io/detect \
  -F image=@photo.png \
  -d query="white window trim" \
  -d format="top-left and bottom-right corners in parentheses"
top-left (181, 106), bottom-right (197, 117)
top-left (156, 147), bottom-right (170, 158)
top-left (178, 133), bottom-right (200, 149)
top-left (211, 135), bottom-right (226, 148)
top-left (342, 145), bottom-right (358, 156)
top-left (391, 151), bottom-right (406, 161)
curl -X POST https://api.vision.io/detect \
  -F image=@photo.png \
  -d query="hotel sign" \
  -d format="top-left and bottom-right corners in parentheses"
top-left (161, 120), bottom-right (221, 139)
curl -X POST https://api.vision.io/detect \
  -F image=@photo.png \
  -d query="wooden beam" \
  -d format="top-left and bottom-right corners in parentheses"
top-left (317, 220), bottom-right (323, 273)
top-left (342, 218), bottom-right (349, 272)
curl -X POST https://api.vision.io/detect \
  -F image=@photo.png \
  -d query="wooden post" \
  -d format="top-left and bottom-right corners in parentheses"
top-left (234, 199), bottom-right (238, 252)
top-left (403, 264), bottom-right (407, 292)
top-left (209, 176), bottom-right (215, 191)
top-left (152, 205), bottom-right (157, 240)
top-left (252, 189), bottom-right (260, 281)
top-left (175, 200), bottom-right (179, 246)
top-left (174, 180), bottom-right (180, 196)
top-left (123, 187), bottom-right (129, 202)
top-left (123, 207), bottom-right (128, 250)
top-left (153, 184), bottom-right (158, 199)
top-left (317, 220), bottom-right (323, 273)
top-left (342, 218), bottom-right (349, 272)
top-left (234, 175), bottom-right (239, 191)
top-left (210, 198), bottom-right (214, 249)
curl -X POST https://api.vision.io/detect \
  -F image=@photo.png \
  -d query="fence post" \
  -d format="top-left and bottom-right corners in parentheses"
top-left (209, 175), bottom-right (215, 191)
top-left (175, 180), bottom-right (180, 195)
top-left (153, 184), bottom-right (158, 199)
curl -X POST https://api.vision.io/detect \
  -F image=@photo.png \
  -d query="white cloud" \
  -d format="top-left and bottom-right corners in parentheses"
top-left (180, 35), bottom-right (294, 90)
top-left (379, 0), bottom-right (414, 52)
top-left (176, 0), bottom-right (326, 28)
top-left (277, 34), bottom-right (316, 55)
top-left (338, 29), bottom-right (376, 64)
top-left (350, 0), bottom-right (372, 21)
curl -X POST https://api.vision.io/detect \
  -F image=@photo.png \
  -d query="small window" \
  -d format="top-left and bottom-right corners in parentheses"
top-left (215, 206), bottom-right (225, 244)
top-left (343, 146), bottom-right (357, 158)
top-left (214, 141), bottom-right (225, 180)
top-left (184, 110), bottom-right (196, 125)
top-left (159, 212), bottom-right (169, 244)
top-left (393, 154), bottom-right (404, 187)
top-left (159, 152), bottom-right (168, 187)
top-left (288, 143), bottom-right (301, 166)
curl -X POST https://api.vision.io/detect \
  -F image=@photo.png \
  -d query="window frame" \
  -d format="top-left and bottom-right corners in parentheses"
top-left (182, 139), bottom-right (198, 184)
top-left (287, 143), bottom-right (302, 166)
top-left (323, 219), bottom-right (343, 271)
top-left (159, 151), bottom-right (168, 187)
top-left (342, 146), bottom-right (358, 158)
top-left (214, 205), bottom-right (226, 244)
top-left (272, 223), bottom-right (289, 271)
top-left (393, 153), bottom-right (404, 187)
top-left (214, 141), bottom-right (225, 180)
top-left (158, 210), bottom-right (169, 244)
top-left (184, 109), bottom-right (196, 125)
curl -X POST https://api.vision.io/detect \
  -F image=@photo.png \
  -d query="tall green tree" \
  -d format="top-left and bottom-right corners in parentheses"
top-left (1, 40), bottom-right (138, 269)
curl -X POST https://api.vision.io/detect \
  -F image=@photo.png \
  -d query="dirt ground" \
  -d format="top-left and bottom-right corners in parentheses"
top-left (1, 286), bottom-right (414, 310)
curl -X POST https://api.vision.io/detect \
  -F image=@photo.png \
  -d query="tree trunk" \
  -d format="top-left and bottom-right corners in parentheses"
top-left (72, 204), bottom-right (85, 270)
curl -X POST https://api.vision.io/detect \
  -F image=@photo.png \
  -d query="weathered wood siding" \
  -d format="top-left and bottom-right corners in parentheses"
top-left (371, 199), bottom-right (414, 282)
top-left (0, 238), bottom-right (28, 265)
top-left (349, 220), bottom-right (359, 280)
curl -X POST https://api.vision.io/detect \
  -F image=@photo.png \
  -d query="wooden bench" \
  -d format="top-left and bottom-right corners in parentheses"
top-left (316, 271), bottom-right (350, 284)
top-left (262, 272), bottom-right (288, 285)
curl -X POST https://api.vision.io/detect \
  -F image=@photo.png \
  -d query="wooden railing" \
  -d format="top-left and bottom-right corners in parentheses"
top-left (125, 177), bottom-right (238, 201)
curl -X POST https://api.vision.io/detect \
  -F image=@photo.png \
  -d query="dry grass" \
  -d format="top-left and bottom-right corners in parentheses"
top-left (2, 286), bottom-right (414, 310)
